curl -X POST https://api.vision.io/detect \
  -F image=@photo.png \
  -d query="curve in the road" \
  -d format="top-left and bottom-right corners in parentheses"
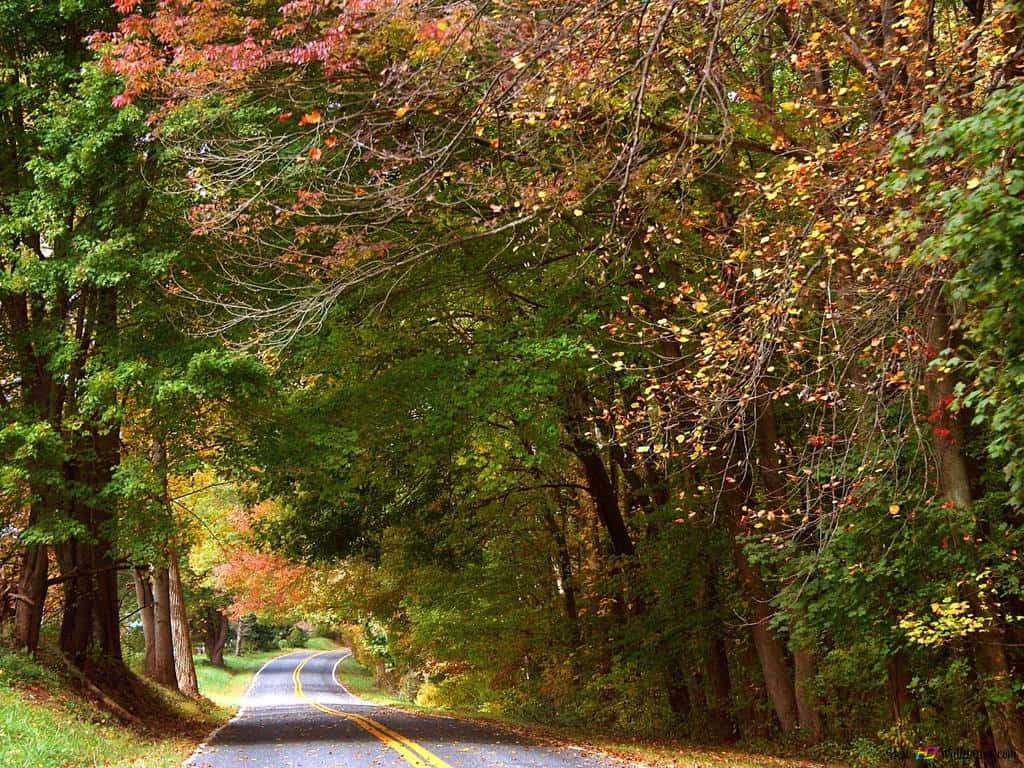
top-left (186, 649), bottom-right (637, 768)
top-left (291, 652), bottom-right (451, 768)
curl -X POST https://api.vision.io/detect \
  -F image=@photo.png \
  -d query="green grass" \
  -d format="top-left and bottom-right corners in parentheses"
top-left (194, 637), bottom-right (339, 709)
top-left (194, 648), bottom-right (289, 709)
top-left (0, 686), bottom-right (194, 768)
top-left (0, 650), bottom-right (214, 768)
top-left (0, 636), bottom-right (341, 768)
top-left (335, 655), bottom-right (406, 706)
top-left (305, 635), bottom-right (341, 651)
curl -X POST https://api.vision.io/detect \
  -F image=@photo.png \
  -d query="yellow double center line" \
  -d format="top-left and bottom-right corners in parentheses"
top-left (291, 652), bottom-right (453, 768)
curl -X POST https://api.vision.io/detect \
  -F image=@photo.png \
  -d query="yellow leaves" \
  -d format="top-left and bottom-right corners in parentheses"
top-left (965, 177), bottom-right (981, 189)
top-left (889, 504), bottom-right (901, 516)
top-left (298, 110), bottom-right (321, 125)
top-left (394, 105), bottom-right (410, 118)
top-left (780, 100), bottom-right (799, 111)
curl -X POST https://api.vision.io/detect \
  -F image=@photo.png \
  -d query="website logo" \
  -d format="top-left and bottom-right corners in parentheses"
top-left (915, 744), bottom-right (939, 762)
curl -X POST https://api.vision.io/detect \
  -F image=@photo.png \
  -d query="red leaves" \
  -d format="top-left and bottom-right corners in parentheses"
top-left (111, 91), bottom-right (134, 108)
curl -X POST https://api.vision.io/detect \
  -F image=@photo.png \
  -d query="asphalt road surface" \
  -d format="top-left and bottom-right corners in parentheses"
top-left (186, 650), bottom-right (640, 768)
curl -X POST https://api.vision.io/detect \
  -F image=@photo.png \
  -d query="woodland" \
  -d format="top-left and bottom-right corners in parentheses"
top-left (1, 0), bottom-right (1024, 764)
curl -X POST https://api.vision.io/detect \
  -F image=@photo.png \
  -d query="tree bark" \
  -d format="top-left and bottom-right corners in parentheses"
top-left (133, 568), bottom-right (157, 678)
top-left (168, 548), bottom-right (198, 697)
top-left (151, 567), bottom-right (178, 688)
top-left (715, 449), bottom-right (799, 734)
top-left (571, 437), bottom-right (636, 557)
top-left (542, 504), bottom-right (580, 641)
top-left (926, 299), bottom-right (1024, 767)
top-left (702, 565), bottom-right (737, 742)
top-left (234, 617), bottom-right (244, 656)
top-left (205, 607), bottom-right (229, 667)
top-left (794, 647), bottom-right (824, 742)
top-left (14, 543), bottom-right (49, 654)
top-left (57, 288), bottom-right (122, 666)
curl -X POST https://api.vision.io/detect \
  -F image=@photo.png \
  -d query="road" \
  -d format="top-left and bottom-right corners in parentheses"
top-left (186, 650), bottom-right (640, 768)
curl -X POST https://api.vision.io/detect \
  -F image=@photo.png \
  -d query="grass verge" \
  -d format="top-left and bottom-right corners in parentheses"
top-left (194, 648), bottom-right (287, 709)
top-left (0, 648), bottom-right (223, 768)
top-left (1, 635), bottom-right (340, 767)
top-left (334, 655), bottom-right (829, 768)
top-left (194, 636), bottom-right (339, 709)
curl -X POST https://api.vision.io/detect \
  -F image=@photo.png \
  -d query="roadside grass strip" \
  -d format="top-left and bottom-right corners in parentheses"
top-left (291, 652), bottom-right (454, 768)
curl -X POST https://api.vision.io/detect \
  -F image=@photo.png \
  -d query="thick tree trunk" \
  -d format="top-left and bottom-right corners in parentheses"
top-left (715, 449), bottom-right (799, 734)
top-left (664, 664), bottom-right (693, 721)
top-left (695, 556), bottom-right (736, 741)
top-left (14, 543), bottom-right (49, 654)
top-left (134, 568), bottom-right (157, 678)
top-left (205, 607), bottom-right (229, 667)
top-left (739, 554), bottom-right (798, 735)
top-left (926, 301), bottom-right (1024, 767)
top-left (151, 567), bottom-right (178, 688)
top-left (794, 647), bottom-right (824, 742)
top-left (57, 438), bottom-right (122, 665)
top-left (57, 532), bottom-right (96, 666)
top-left (886, 650), bottom-right (919, 727)
top-left (572, 437), bottom-right (636, 557)
top-left (168, 549), bottom-right (198, 697)
top-left (704, 601), bottom-right (736, 740)
top-left (58, 289), bottom-right (122, 667)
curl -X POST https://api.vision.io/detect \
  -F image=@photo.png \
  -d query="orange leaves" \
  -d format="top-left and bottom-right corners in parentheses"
top-left (394, 105), bottom-right (410, 118)
top-left (309, 146), bottom-right (322, 161)
top-left (298, 110), bottom-right (321, 125)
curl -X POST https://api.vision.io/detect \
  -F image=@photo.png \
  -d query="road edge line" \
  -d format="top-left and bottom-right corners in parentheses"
top-left (182, 650), bottom-right (309, 768)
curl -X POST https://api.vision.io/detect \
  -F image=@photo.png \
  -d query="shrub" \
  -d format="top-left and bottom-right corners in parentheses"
top-left (285, 626), bottom-right (308, 648)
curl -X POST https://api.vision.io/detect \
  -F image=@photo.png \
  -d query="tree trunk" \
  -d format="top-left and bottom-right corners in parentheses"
top-left (134, 568), bottom-right (157, 678)
top-left (151, 567), bottom-right (178, 688)
top-left (715, 449), bottom-right (799, 734)
top-left (14, 543), bottom-right (49, 654)
top-left (234, 617), bottom-right (244, 656)
top-left (572, 437), bottom-right (636, 557)
top-left (794, 647), bottom-right (824, 742)
top-left (542, 504), bottom-right (580, 641)
top-left (740, 552), bottom-right (798, 735)
top-left (926, 300), bottom-right (1024, 767)
top-left (205, 607), bottom-right (229, 667)
top-left (57, 288), bottom-right (122, 667)
top-left (664, 664), bottom-right (693, 722)
top-left (168, 549), bottom-right (198, 697)
top-left (705, 629), bottom-right (735, 741)
top-left (57, 439), bottom-right (122, 665)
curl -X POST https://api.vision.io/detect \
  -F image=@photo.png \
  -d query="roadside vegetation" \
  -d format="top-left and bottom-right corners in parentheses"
top-left (335, 652), bottom-right (826, 768)
top-left (0, 647), bottom-right (224, 768)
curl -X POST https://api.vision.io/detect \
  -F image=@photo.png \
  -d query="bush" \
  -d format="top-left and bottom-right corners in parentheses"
top-left (0, 652), bottom-right (59, 690)
top-left (285, 626), bottom-right (308, 648)
top-left (398, 669), bottom-right (424, 701)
